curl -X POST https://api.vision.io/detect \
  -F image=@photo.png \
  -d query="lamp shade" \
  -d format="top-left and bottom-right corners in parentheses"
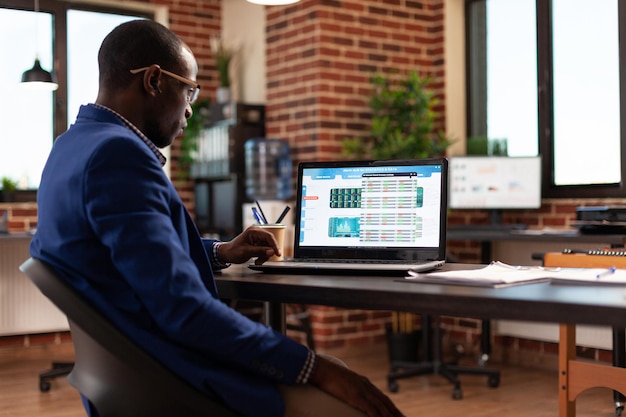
top-left (21, 58), bottom-right (58, 91)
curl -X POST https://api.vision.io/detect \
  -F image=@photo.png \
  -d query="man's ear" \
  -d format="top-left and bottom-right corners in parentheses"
top-left (140, 65), bottom-right (162, 97)
top-left (150, 78), bottom-right (162, 93)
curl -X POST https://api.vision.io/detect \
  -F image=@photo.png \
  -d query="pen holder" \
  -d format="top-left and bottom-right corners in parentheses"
top-left (385, 325), bottom-right (421, 363)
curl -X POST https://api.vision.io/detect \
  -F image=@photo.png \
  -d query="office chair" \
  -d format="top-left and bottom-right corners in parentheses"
top-left (19, 257), bottom-right (242, 417)
top-left (38, 360), bottom-right (74, 392)
top-left (387, 314), bottom-right (500, 399)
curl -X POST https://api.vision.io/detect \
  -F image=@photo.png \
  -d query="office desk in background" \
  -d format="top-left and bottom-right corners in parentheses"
top-left (217, 264), bottom-right (626, 417)
top-left (447, 227), bottom-right (626, 264)
top-left (447, 227), bottom-right (626, 360)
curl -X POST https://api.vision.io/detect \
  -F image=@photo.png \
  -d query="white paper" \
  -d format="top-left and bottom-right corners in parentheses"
top-left (405, 261), bottom-right (626, 287)
top-left (405, 262), bottom-right (553, 287)
top-left (547, 267), bottom-right (626, 285)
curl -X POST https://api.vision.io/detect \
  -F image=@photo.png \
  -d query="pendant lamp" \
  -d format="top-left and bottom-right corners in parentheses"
top-left (246, 0), bottom-right (300, 5)
top-left (20, 0), bottom-right (58, 91)
top-left (21, 57), bottom-right (58, 90)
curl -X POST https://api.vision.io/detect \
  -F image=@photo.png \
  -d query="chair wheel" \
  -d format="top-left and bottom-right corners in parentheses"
top-left (478, 353), bottom-right (489, 366)
top-left (451, 387), bottom-right (463, 400)
top-left (488, 374), bottom-right (500, 388)
top-left (39, 381), bottom-right (51, 392)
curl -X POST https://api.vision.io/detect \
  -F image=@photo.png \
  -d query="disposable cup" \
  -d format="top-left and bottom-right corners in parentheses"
top-left (255, 223), bottom-right (286, 261)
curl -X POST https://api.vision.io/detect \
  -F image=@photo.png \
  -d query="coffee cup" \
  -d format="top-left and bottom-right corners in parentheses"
top-left (255, 223), bottom-right (286, 261)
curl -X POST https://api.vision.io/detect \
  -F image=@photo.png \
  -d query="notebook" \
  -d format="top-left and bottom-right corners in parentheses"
top-left (248, 158), bottom-right (448, 275)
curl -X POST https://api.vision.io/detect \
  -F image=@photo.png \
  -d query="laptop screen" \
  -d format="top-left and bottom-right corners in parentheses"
top-left (293, 159), bottom-right (448, 261)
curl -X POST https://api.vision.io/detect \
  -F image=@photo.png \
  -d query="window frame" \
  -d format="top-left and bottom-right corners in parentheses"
top-left (1, 0), bottom-right (155, 140)
top-left (0, 0), bottom-right (159, 193)
top-left (466, 0), bottom-right (626, 199)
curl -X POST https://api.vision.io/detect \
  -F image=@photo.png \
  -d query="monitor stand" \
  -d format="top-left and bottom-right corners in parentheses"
top-left (451, 209), bottom-right (528, 232)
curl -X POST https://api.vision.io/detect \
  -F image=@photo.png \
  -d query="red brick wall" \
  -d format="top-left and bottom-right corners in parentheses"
top-left (264, 0), bottom-right (446, 164)
top-left (0, 204), bottom-right (38, 232)
top-left (161, 0), bottom-right (222, 212)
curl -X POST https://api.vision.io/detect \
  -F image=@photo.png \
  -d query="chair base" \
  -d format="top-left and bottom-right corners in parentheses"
top-left (39, 361), bottom-right (74, 392)
top-left (386, 315), bottom-right (500, 399)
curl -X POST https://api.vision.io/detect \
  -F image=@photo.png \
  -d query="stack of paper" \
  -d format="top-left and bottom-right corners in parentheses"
top-left (404, 262), bottom-right (552, 288)
top-left (403, 261), bottom-right (626, 288)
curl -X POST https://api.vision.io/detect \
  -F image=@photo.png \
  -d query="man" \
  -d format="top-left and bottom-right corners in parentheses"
top-left (30, 20), bottom-right (403, 417)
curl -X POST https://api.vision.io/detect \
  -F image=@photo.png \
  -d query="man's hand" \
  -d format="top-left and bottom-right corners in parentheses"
top-left (309, 355), bottom-right (405, 417)
top-left (218, 226), bottom-right (281, 265)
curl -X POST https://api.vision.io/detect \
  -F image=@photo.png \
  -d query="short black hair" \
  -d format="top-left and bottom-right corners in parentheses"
top-left (98, 19), bottom-right (184, 89)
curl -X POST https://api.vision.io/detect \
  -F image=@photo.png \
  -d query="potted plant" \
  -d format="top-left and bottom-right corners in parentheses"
top-left (342, 70), bottom-right (452, 159)
top-left (179, 99), bottom-right (212, 179)
top-left (1, 176), bottom-right (18, 202)
top-left (210, 36), bottom-right (234, 103)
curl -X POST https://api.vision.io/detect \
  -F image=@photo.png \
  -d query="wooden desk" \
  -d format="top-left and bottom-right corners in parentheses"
top-left (217, 264), bottom-right (626, 417)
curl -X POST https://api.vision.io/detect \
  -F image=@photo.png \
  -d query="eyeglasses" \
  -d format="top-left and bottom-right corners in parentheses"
top-left (130, 67), bottom-right (201, 104)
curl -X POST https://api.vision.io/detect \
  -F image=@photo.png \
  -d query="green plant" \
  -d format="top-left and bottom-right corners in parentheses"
top-left (179, 99), bottom-right (212, 178)
top-left (1, 176), bottom-right (17, 192)
top-left (210, 36), bottom-right (234, 88)
top-left (342, 70), bottom-right (452, 160)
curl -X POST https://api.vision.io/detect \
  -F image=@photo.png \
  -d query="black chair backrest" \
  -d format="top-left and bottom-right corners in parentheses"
top-left (20, 257), bottom-right (241, 417)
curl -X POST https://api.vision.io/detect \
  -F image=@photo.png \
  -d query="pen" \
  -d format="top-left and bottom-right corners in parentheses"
top-left (596, 266), bottom-right (616, 279)
top-left (251, 207), bottom-right (266, 224)
top-left (255, 200), bottom-right (268, 224)
top-left (275, 206), bottom-right (291, 224)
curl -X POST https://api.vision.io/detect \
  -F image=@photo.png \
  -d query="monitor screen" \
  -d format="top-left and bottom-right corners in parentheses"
top-left (449, 156), bottom-right (542, 210)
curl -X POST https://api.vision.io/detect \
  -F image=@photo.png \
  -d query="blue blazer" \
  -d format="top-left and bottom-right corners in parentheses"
top-left (30, 104), bottom-right (308, 417)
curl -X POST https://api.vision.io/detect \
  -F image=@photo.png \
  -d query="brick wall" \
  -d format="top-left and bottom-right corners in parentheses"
top-left (0, 203), bottom-right (38, 233)
top-left (161, 0), bottom-right (222, 213)
top-left (264, 0), bottom-right (446, 164)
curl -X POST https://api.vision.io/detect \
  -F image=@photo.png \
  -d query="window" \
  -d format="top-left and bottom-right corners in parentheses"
top-left (67, 10), bottom-right (141, 126)
top-left (467, 0), bottom-right (626, 198)
top-left (551, 0), bottom-right (620, 187)
top-left (0, 1), bottom-right (153, 190)
top-left (0, 7), bottom-right (54, 189)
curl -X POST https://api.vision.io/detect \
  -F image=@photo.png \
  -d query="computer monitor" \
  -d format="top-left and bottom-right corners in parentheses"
top-left (448, 156), bottom-right (542, 228)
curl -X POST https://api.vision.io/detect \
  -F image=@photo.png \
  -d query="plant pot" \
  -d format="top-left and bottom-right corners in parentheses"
top-left (216, 87), bottom-right (231, 104)
top-left (386, 326), bottom-right (421, 363)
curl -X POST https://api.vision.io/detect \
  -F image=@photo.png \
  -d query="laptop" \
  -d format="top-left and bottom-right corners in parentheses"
top-left (248, 158), bottom-right (448, 275)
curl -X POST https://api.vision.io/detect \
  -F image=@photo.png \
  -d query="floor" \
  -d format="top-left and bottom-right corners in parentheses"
top-left (0, 341), bottom-right (618, 417)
